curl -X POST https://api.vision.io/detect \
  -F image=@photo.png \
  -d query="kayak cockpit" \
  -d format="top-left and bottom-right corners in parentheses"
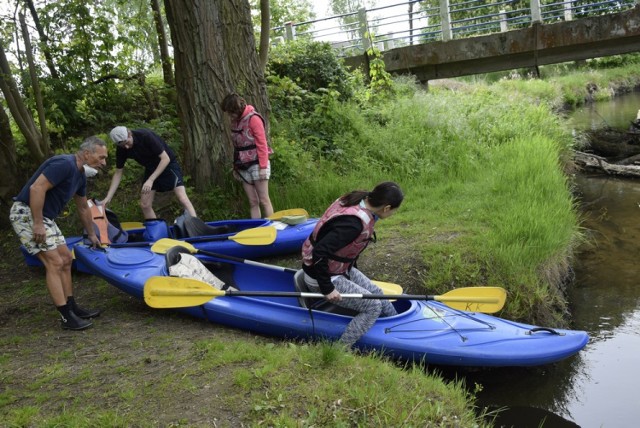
top-left (292, 269), bottom-right (359, 316)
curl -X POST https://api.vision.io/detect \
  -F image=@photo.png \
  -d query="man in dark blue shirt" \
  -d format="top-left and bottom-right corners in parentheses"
top-left (10, 136), bottom-right (108, 330)
top-left (101, 126), bottom-right (197, 219)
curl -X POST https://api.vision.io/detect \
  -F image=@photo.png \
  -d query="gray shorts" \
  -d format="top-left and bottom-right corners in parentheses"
top-left (9, 201), bottom-right (66, 255)
top-left (235, 162), bottom-right (271, 184)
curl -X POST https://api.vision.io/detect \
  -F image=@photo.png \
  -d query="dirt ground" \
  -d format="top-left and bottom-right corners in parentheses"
top-left (0, 229), bottom-right (426, 425)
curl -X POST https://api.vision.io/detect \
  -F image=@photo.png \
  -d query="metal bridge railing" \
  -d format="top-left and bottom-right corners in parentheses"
top-left (272, 0), bottom-right (638, 56)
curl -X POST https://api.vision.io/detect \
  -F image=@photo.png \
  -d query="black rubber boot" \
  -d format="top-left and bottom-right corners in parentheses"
top-left (58, 304), bottom-right (93, 330)
top-left (67, 296), bottom-right (101, 319)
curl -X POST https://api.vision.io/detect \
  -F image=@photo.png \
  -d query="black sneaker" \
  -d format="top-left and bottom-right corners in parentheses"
top-left (72, 305), bottom-right (101, 319)
top-left (68, 296), bottom-right (101, 319)
top-left (60, 311), bottom-right (93, 330)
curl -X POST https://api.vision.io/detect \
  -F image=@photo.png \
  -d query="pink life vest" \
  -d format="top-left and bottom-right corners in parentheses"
top-left (301, 199), bottom-right (375, 275)
top-left (231, 111), bottom-right (273, 169)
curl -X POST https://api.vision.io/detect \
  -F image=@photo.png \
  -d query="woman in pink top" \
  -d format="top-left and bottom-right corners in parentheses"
top-left (221, 93), bottom-right (274, 218)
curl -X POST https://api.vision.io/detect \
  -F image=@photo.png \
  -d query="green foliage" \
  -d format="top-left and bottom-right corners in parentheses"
top-left (360, 45), bottom-right (395, 103)
top-left (584, 53), bottom-right (640, 69)
top-left (251, 0), bottom-right (315, 38)
top-left (267, 39), bottom-right (355, 102)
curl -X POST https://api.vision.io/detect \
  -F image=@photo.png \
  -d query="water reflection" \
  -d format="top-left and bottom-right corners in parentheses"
top-left (485, 405), bottom-right (580, 428)
top-left (569, 92), bottom-right (640, 130)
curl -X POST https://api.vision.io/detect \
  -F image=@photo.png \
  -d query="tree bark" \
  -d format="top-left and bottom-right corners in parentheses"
top-left (163, 0), bottom-right (270, 190)
top-left (150, 0), bottom-right (174, 87)
top-left (574, 151), bottom-right (640, 178)
top-left (219, 1), bottom-right (270, 117)
top-left (0, 39), bottom-right (47, 163)
top-left (24, 0), bottom-right (59, 79)
top-left (0, 102), bottom-right (20, 228)
top-left (258, 0), bottom-right (270, 72)
top-left (19, 12), bottom-right (50, 151)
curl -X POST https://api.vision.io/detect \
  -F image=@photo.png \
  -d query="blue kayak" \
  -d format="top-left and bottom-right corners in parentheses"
top-left (20, 217), bottom-right (318, 272)
top-left (74, 245), bottom-right (589, 368)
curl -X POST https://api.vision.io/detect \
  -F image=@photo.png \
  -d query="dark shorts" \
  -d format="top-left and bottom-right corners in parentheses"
top-left (145, 161), bottom-right (185, 192)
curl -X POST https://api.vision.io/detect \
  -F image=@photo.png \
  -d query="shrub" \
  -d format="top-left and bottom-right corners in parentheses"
top-left (267, 39), bottom-right (355, 102)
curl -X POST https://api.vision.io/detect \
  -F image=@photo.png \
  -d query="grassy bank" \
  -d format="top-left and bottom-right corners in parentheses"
top-left (0, 244), bottom-right (489, 427)
top-left (264, 59), bottom-right (640, 325)
top-left (263, 85), bottom-right (579, 325)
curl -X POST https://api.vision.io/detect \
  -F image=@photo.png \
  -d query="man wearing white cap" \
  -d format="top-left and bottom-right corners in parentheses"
top-left (102, 126), bottom-right (197, 219)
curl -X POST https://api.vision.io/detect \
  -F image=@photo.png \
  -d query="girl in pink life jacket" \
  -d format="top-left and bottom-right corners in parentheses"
top-left (301, 181), bottom-right (404, 349)
top-left (221, 93), bottom-right (274, 219)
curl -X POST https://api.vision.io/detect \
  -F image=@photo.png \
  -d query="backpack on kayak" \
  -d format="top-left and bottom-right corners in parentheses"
top-left (84, 199), bottom-right (128, 244)
top-left (165, 245), bottom-right (237, 291)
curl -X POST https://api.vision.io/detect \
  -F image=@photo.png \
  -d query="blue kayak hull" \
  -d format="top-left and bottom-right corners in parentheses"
top-left (21, 218), bottom-right (317, 272)
top-left (74, 245), bottom-right (589, 368)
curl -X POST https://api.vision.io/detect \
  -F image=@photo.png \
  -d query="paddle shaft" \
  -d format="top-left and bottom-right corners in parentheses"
top-left (185, 234), bottom-right (247, 244)
top-left (148, 288), bottom-right (501, 304)
top-left (194, 248), bottom-right (298, 274)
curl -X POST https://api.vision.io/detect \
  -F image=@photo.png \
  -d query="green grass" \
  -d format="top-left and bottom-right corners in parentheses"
top-left (264, 84), bottom-right (583, 325)
top-left (1, 331), bottom-right (489, 427)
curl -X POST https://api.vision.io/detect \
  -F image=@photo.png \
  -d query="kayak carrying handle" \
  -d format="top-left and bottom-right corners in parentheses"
top-left (525, 327), bottom-right (565, 336)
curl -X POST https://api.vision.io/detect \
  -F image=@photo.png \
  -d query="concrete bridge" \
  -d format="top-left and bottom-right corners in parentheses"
top-left (343, 5), bottom-right (640, 82)
top-left (276, 1), bottom-right (640, 83)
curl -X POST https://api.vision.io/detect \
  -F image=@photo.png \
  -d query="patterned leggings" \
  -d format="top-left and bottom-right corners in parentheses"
top-left (309, 267), bottom-right (398, 348)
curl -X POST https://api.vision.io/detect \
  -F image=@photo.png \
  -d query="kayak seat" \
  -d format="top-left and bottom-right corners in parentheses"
top-left (293, 270), bottom-right (358, 316)
top-left (182, 216), bottom-right (233, 238)
top-left (165, 245), bottom-right (192, 269)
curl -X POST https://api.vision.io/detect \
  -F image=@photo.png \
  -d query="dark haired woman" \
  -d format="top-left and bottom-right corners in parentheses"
top-left (301, 181), bottom-right (404, 349)
top-left (221, 93), bottom-right (274, 219)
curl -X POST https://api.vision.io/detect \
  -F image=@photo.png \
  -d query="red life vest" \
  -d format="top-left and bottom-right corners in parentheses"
top-left (301, 199), bottom-right (375, 275)
top-left (87, 199), bottom-right (110, 244)
top-left (85, 199), bottom-right (128, 244)
top-left (231, 111), bottom-right (273, 169)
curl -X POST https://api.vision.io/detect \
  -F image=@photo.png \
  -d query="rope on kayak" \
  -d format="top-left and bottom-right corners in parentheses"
top-left (436, 306), bottom-right (497, 330)
top-left (384, 307), bottom-right (497, 342)
top-left (384, 315), bottom-right (468, 341)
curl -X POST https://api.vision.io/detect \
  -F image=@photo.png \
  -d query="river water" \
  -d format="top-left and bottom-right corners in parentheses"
top-left (442, 92), bottom-right (640, 427)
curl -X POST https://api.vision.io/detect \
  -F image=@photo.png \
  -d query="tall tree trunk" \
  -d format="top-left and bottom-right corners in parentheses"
top-left (0, 39), bottom-right (48, 163)
top-left (150, 0), bottom-right (174, 87)
top-left (258, 0), bottom-right (270, 72)
top-left (24, 0), bottom-right (59, 79)
top-left (163, 0), bottom-right (269, 190)
top-left (0, 103), bottom-right (20, 228)
top-left (19, 12), bottom-right (50, 150)
top-left (219, 1), bottom-right (270, 119)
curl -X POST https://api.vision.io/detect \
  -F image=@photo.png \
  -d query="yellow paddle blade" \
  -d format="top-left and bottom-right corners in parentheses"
top-left (436, 287), bottom-right (506, 313)
top-left (151, 238), bottom-right (197, 254)
top-left (229, 226), bottom-right (277, 245)
top-left (267, 208), bottom-right (309, 220)
top-left (371, 280), bottom-right (403, 295)
top-left (120, 221), bottom-right (144, 230)
top-left (145, 276), bottom-right (224, 308)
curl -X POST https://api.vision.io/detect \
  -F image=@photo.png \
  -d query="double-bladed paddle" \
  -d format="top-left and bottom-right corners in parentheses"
top-left (183, 226), bottom-right (277, 245)
top-left (112, 226), bottom-right (278, 248)
top-left (144, 276), bottom-right (507, 313)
